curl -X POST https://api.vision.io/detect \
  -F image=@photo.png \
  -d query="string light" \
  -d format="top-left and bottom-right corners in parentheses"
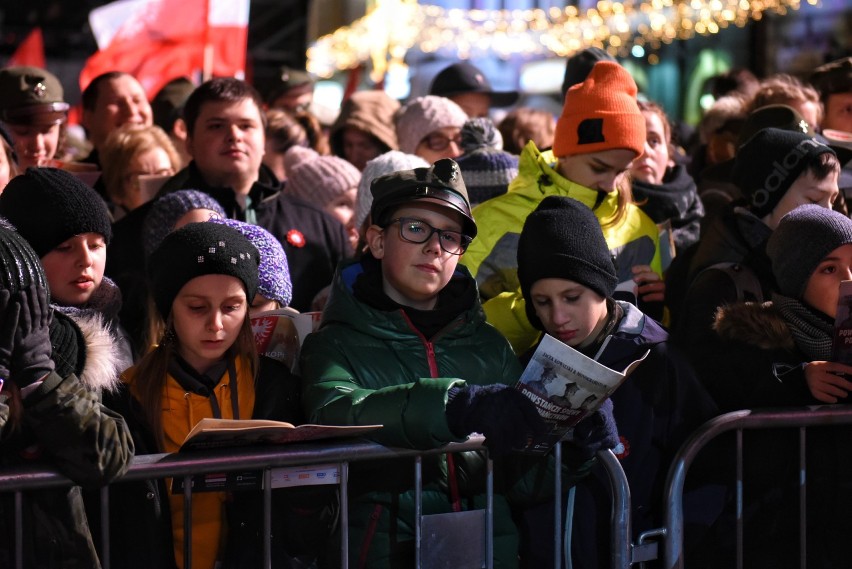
top-left (306, 0), bottom-right (811, 79)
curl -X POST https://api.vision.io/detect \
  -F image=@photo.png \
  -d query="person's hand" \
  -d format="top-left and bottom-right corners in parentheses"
top-left (564, 399), bottom-right (619, 459)
top-left (10, 284), bottom-right (54, 388)
top-left (632, 265), bottom-right (665, 303)
top-left (445, 384), bottom-right (548, 456)
top-left (804, 361), bottom-right (852, 403)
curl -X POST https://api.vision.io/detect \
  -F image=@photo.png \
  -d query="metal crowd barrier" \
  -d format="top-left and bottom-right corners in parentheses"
top-left (661, 405), bottom-right (852, 569)
top-left (0, 435), bottom-right (634, 569)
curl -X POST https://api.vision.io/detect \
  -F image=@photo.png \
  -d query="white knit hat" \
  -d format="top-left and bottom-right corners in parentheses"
top-left (354, 151), bottom-right (430, 230)
top-left (283, 146), bottom-right (361, 207)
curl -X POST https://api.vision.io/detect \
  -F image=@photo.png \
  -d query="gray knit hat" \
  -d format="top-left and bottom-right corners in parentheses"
top-left (211, 218), bottom-right (292, 308)
top-left (767, 204), bottom-right (852, 299)
top-left (142, 189), bottom-right (226, 257)
top-left (455, 118), bottom-right (518, 206)
top-left (282, 146), bottom-right (361, 207)
top-left (394, 95), bottom-right (468, 154)
top-left (355, 151), bottom-right (429, 230)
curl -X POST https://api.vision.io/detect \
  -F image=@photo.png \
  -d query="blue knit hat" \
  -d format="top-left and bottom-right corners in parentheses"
top-left (142, 189), bottom-right (226, 257)
top-left (211, 218), bottom-right (292, 307)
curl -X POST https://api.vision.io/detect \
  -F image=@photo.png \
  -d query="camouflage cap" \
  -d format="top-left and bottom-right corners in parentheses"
top-left (0, 66), bottom-right (69, 126)
top-left (370, 158), bottom-right (477, 238)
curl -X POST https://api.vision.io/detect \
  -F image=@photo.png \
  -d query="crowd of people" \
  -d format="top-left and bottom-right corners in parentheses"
top-left (0, 48), bottom-right (850, 569)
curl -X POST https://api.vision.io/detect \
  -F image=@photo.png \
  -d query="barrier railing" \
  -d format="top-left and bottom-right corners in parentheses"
top-left (661, 405), bottom-right (852, 569)
top-left (0, 436), bottom-right (633, 569)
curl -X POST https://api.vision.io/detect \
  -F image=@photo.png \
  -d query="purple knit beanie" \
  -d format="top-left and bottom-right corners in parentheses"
top-left (142, 189), bottom-right (226, 257)
top-left (211, 218), bottom-right (292, 307)
top-left (283, 146), bottom-right (361, 207)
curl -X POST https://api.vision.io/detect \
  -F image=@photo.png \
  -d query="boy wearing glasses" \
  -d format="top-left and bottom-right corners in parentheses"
top-left (299, 158), bottom-right (605, 567)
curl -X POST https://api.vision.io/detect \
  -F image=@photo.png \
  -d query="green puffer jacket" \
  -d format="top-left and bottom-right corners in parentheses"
top-left (463, 141), bottom-right (662, 354)
top-left (301, 260), bottom-right (593, 569)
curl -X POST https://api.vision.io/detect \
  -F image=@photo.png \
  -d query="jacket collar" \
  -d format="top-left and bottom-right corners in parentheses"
top-left (511, 141), bottom-right (621, 222)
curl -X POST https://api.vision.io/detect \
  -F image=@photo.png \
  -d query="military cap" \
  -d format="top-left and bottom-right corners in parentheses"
top-left (370, 158), bottom-right (477, 238)
top-left (0, 66), bottom-right (69, 126)
top-left (810, 57), bottom-right (852, 97)
top-left (265, 66), bottom-right (314, 104)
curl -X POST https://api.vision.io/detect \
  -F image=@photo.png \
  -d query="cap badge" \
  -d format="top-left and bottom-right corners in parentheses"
top-left (33, 82), bottom-right (47, 99)
top-left (798, 119), bottom-right (809, 134)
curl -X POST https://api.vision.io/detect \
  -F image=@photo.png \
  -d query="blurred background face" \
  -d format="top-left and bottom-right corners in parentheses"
top-left (823, 93), bottom-right (852, 133)
top-left (119, 147), bottom-right (176, 211)
top-left (342, 127), bottom-right (383, 171)
top-left (630, 110), bottom-right (671, 185)
top-left (450, 92), bottom-right (490, 119)
top-left (84, 75), bottom-right (153, 149)
top-left (415, 126), bottom-right (462, 164)
top-left (8, 122), bottom-right (62, 169)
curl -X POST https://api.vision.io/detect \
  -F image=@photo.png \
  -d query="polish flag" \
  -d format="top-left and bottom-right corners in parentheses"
top-left (7, 28), bottom-right (46, 69)
top-left (79, 0), bottom-right (249, 99)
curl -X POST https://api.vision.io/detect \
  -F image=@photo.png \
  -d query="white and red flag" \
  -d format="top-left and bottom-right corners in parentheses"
top-left (80, 0), bottom-right (249, 98)
top-left (7, 27), bottom-right (47, 69)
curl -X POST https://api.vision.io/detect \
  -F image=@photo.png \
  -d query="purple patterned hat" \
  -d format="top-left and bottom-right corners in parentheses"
top-left (211, 218), bottom-right (292, 307)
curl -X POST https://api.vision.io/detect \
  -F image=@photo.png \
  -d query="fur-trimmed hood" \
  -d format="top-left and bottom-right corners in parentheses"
top-left (62, 311), bottom-right (124, 395)
top-left (713, 301), bottom-right (796, 352)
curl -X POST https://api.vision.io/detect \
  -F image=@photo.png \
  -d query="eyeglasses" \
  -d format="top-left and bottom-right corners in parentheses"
top-left (387, 217), bottom-right (472, 255)
top-left (421, 132), bottom-right (462, 152)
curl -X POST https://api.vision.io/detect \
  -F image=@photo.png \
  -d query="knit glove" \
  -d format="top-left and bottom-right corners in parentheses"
top-left (10, 284), bottom-right (54, 388)
top-left (0, 290), bottom-right (17, 384)
top-left (564, 398), bottom-right (619, 460)
top-left (445, 383), bottom-right (547, 456)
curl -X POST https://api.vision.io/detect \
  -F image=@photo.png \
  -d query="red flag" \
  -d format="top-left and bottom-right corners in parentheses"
top-left (80, 0), bottom-right (249, 99)
top-left (7, 28), bottom-right (46, 69)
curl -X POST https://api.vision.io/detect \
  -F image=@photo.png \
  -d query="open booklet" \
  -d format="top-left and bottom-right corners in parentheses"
top-left (831, 280), bottom-right (852, 366)
top-left (516, 334), bottom-right (649, 454)
top-left (180, 418), bottom-right (382, 452)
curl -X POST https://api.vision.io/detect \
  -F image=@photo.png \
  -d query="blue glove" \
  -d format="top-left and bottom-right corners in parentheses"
top-left (445, 383), bottom-right (548, 456)
top-left (565, 398), bottom-right (619, 459)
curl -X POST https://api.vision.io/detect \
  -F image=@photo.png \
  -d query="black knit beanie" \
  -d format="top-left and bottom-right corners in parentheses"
top-left (766, 204), bottom-right (852, 299)
top-left (733, 128), bottom-right (837, 219)
top-left (517, 196), bottom-right (617, 330)
top-left (0, 167), bottom-right (112, 257)
top-left (148, 222), bottom-right (260, 319)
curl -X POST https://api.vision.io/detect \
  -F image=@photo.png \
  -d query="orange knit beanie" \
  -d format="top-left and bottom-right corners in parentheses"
top-left (552, 61), bottom-right (645, 158)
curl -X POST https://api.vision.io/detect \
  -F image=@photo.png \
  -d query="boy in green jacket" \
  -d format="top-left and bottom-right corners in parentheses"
top-left (300, 158), bottom-right (617, 568)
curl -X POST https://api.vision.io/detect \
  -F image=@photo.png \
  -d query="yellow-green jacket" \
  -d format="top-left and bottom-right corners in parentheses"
top-left (463, 141), bottom-right (662, 353)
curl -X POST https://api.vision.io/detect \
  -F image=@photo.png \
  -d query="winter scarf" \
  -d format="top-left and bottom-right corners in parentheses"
top-left (631, 164), bottom-right (704, 252)
top-left (772, 293), bottom-right (834, 361)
